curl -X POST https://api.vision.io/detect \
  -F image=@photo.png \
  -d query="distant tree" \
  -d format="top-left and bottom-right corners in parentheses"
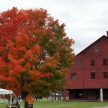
top-left (0, 7), bottom-right (74, 101)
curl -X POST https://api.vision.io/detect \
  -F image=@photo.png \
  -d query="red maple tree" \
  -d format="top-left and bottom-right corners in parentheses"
top-left (0, 8), bottom-right (74, 99)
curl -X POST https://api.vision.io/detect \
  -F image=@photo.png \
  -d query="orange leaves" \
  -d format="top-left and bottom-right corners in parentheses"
top-left (8, 53), bottom-right (25, 77)
top-left (26, 95), bottom-right (34, 104)
top-left (29, 70), bottom-right (39, 80)
top-left (9, 65), bottom-right (25, 77)
top-left (8, 54), bottom-right (24, 65)
top-left (1, 7), bottom-right (18, 19)
top-left (16, 34), bottom-right (30, 46)
top-left (7, 39), bottom-right (14, 49)
top-left (0, 57), bottom-right (6, 67)
top-left (25, 50), bottom-right (32, 59)
top-left (25, 63), bottom-right (31, 70)
top-left (32, 45), bottom-right (40, 55)
top-left (39, 57), bottom-right (58, 71)
top-left (29, 70), bottom-right (52, 80)
top-left (16, 36), bottom-right (24, 44)
top-left (0, 75), bottom-right (7, 81)
top-left (8, 54), bottom-right (17, 64)
top-left (24, 45), bottom-right (40, 62)
top-left (0, 47), bottom-right (3, 52)
top-left (18, 46), bottom-right (26, 52)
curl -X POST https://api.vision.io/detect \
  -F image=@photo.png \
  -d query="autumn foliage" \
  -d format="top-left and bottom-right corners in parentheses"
top-left (0, 8), bottom-right (74, 97)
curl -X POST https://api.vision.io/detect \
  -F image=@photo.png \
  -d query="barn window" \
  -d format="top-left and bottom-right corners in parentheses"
top-left (94, 46), bottom-right (99, 53)
top-left (71, 73), bottom-right (77, 80)
top-left (76, 60), bottom-right (80, 67)
top-left (90, 59), bottom-right (95, 66)
top-left (103, 72), bottom-right (108, 79)
top-left (103, 59), bottom-right (108, 66)
top-left (91, 72), bottom-right (96, 79)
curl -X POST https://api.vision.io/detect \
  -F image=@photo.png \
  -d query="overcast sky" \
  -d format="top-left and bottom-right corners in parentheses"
top-left (0, 0), bottom-right (108, 54)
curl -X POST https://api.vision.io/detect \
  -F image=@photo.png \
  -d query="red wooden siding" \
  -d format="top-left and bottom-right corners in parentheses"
top-left (66, 35), bottom-right (108, 89)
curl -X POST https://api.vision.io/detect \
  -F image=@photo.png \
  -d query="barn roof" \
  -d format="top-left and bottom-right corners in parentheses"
top-left (76, 35), bottom-right (108, 56)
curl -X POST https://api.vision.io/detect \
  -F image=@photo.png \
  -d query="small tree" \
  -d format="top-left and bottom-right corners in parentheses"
top-left (0, 7), bottom-right (74, 103)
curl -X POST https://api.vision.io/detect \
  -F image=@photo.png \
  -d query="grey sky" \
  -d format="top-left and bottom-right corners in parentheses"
top-left (0, 0), bottom-right (108, 54)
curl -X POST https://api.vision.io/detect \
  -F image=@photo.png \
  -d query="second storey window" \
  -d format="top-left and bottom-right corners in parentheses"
top-left (103, 59), bottom-right (108, 66)
top-left (71, 73), bottom-right (77, 80)
top-left (103, 72), bottom-right (108, 79)
top-left (90, 59), bottom-right (95, 66)
top-left (91, 72), bottom-right (96, 79)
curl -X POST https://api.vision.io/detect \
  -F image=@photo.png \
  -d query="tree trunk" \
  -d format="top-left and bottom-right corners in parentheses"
top-left (24, 100), bottom-right (28, 108)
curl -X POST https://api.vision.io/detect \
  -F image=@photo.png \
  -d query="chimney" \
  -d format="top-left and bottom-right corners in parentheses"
top-left (106, 31), bottom-right (108, 37)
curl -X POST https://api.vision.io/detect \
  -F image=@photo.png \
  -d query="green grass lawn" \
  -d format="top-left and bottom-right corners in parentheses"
top-left (1, 100), bottom-right (108, 108)
top-left (34, 100), bottom-right (108, 108)
top-left (0, 103), bottom-right (7, 108)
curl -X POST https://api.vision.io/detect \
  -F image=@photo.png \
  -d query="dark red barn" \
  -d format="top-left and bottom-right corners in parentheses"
top-left (65, 32), bottom-right (108, 101)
